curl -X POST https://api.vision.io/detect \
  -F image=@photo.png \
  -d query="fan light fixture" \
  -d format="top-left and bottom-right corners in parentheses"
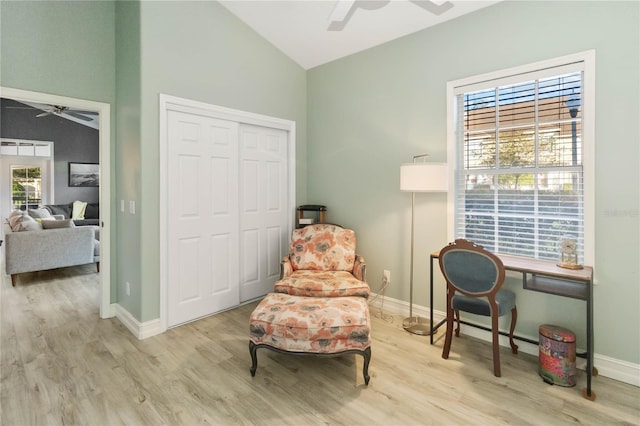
top-left (328, 0), bottom-right (454, 31)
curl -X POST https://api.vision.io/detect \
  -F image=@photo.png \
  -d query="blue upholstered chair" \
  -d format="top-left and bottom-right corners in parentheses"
top-left (439, 239), bottom-right (518, 377)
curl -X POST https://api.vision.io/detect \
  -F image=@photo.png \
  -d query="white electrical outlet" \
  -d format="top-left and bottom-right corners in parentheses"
top-left (125, 281), bottom-right (131, 296)
top-left (383, 269), bottom-right (390, 284)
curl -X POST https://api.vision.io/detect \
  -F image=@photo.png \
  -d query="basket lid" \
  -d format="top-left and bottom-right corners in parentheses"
top-left (539, 324), bottom-right (576, 342)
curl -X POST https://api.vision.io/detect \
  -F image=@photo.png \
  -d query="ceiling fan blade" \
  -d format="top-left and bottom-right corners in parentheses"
top-left (66, 111), bottom-right (94, 121)
top-left (410, 0), bottom-right (454, 15)
top-left (70, 109), bottom-right (98, 116)
top-left (328, 0), bottom-right (355, 23)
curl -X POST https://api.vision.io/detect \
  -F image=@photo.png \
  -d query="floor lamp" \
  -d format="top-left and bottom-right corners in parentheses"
top-left (400, 155), bottom-right (448, 335)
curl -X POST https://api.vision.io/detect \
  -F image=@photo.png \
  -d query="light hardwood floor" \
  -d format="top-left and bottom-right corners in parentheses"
top-left (1, 266), bottom-right (639, 425)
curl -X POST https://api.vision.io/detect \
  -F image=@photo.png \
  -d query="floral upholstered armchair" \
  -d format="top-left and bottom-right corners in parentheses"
top-left (274, 224), bottom-right (370, 298)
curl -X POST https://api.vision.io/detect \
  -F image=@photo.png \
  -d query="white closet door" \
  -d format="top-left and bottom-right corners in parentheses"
top-left (239, 124), bottom-right (289, 302)
top-left (167, 111), bottom-right (240, 327)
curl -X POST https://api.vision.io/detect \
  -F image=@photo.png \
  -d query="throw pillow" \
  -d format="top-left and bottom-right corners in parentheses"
top-left (42, 219), bottom-right (76, 229)
top-left (28, 208), bottom-right (53, 219)
top-left (72, 201), bottom-right (87, 220)
top-left (11, 214), bottom-right (42, 232)
top-left (9, 210), bottom-right (25, 218)
top-left (8, 211), bottom-right (27, 229)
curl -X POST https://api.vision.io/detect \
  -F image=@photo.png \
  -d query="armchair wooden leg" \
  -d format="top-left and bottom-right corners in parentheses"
top-left (454, 309), bottom-right (461, 337)
top-left (509, 307), bottom-right (519, 354)
top-left (11, 274), bottom-right (17, 287)
top-left (491, 313), bottom-right (501, 377)
top-left (96, 262), bottom-right (100, 273)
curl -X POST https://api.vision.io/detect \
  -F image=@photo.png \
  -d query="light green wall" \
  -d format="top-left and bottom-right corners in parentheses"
top-left (307, 1), bottom-right (639, 363)
top-left (135, 1), bottom-right (307, 321)
top-left (0, 0), bottom-right (118, 301)
top-left (0, 1), bottom-right (115, 103)
top-left (115, 0), bottom-right (142, 315)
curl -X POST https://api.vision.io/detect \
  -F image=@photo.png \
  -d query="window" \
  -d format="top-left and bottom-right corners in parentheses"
top-left (1, 140), bottom-right (52, 157)
top-left (447, 52), bottom-right (594, 264)
top-left (11, 166), bottom-right (42, 212)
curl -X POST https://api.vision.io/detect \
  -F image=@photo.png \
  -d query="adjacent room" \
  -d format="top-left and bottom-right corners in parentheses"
top-left (1, 0), bottom-right (638, 424)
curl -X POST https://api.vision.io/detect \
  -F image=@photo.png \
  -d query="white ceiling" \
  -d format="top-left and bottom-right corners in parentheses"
top-left (219, 0), bottom-right (502, 70)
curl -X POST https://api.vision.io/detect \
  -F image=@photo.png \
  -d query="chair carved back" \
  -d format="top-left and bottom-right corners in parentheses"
top-left (439, 239), bottom-right (505, 298)
top-left (289, 224), bottom-right (356, 272)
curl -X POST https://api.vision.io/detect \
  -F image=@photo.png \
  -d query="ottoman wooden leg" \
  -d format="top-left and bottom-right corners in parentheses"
top-left (362, 347), bottom-right (371, 385)
top-left (249, 341), bottom-right (258, 377)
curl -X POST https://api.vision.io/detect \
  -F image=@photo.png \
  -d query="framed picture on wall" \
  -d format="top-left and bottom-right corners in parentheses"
top-left (68, 162), bottom-right (99, 187)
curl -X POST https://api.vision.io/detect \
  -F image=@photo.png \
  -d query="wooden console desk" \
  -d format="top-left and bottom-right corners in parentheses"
top-left (429, 251), bottom-right (596, 400)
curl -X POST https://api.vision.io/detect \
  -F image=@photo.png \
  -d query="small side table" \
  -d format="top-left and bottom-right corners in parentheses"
top-left (297, 205), bottom-right (326, 228)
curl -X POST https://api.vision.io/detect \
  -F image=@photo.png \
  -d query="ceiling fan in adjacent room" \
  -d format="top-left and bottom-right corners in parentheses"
top-left (34, 105), bottom-right (98, 122)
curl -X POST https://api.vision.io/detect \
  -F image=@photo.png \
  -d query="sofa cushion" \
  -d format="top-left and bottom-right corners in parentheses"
top-left (84, 203), bottom-right (99, 219)
top-left (45, 204), bottom-right (72, 219)
top-left (42, 219), bottom-right (75, 229)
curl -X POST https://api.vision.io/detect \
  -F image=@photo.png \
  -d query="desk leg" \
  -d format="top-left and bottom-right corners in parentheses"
top-left (582, 279), bottom-right (596, 401)
top-left (429, 254), bottom-right (446, 344)
top-left (430, 255), bottom-right (434, 345)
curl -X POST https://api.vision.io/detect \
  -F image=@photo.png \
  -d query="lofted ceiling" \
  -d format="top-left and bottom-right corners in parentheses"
top-left (219, 0), bottom-right (502, 69)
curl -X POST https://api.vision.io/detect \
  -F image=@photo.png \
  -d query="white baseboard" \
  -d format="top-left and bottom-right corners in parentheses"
top-left (113, 304), bottom-right (163, 340)
top-left (368, 292), bottom-right (640, 387)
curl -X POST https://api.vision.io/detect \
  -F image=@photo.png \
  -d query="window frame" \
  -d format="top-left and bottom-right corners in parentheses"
top-left (446, 51), bottom-right (595, 266)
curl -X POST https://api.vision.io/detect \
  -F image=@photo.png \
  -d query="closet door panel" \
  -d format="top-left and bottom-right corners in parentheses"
top-left (167, 111), bottom-right (239, 327)
top-left (239, 124), bottom-right (289, 302)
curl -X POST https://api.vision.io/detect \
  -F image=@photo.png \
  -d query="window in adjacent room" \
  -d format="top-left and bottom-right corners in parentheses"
top-left (11, 165), bottom-right (42, 212)
top-left (447, 52), bottom-right (594, 265)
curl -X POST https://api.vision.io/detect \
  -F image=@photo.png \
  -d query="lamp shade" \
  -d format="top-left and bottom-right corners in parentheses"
top-left (400, 163), bottom-right (448, 192)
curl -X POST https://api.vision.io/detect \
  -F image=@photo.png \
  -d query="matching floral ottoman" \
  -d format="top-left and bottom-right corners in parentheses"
top-left (249, 292), bottom-right (372, 384)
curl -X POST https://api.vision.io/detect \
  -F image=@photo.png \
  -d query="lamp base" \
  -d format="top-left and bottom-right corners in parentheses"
top-left (403, 316), bottom-right (435, 336)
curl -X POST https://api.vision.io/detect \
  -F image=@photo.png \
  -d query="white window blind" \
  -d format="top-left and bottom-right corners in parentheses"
top-left (452, 63), bottom-right (586, 262)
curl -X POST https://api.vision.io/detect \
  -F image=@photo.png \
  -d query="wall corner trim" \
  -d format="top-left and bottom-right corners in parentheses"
top-left (113, 304), bottom-right (163, 340)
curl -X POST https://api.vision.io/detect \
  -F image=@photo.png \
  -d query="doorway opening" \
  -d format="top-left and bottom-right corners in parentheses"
top-left (1, 87), bottom-right (112, 319)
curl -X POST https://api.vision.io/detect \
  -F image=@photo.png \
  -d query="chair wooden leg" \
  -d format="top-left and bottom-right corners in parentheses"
top-left (454, 309), bottom-right (461, 337)
top-left (442, 294), bottom-right (454, 360)
top-left (11, 274), bottom-right (17, 287)
top-left (96, 262), bottom-right (100, 273)
top-left (491, 312), bottom-right (501, 377)
top-left (509, 307), bottom-right (518, 354)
